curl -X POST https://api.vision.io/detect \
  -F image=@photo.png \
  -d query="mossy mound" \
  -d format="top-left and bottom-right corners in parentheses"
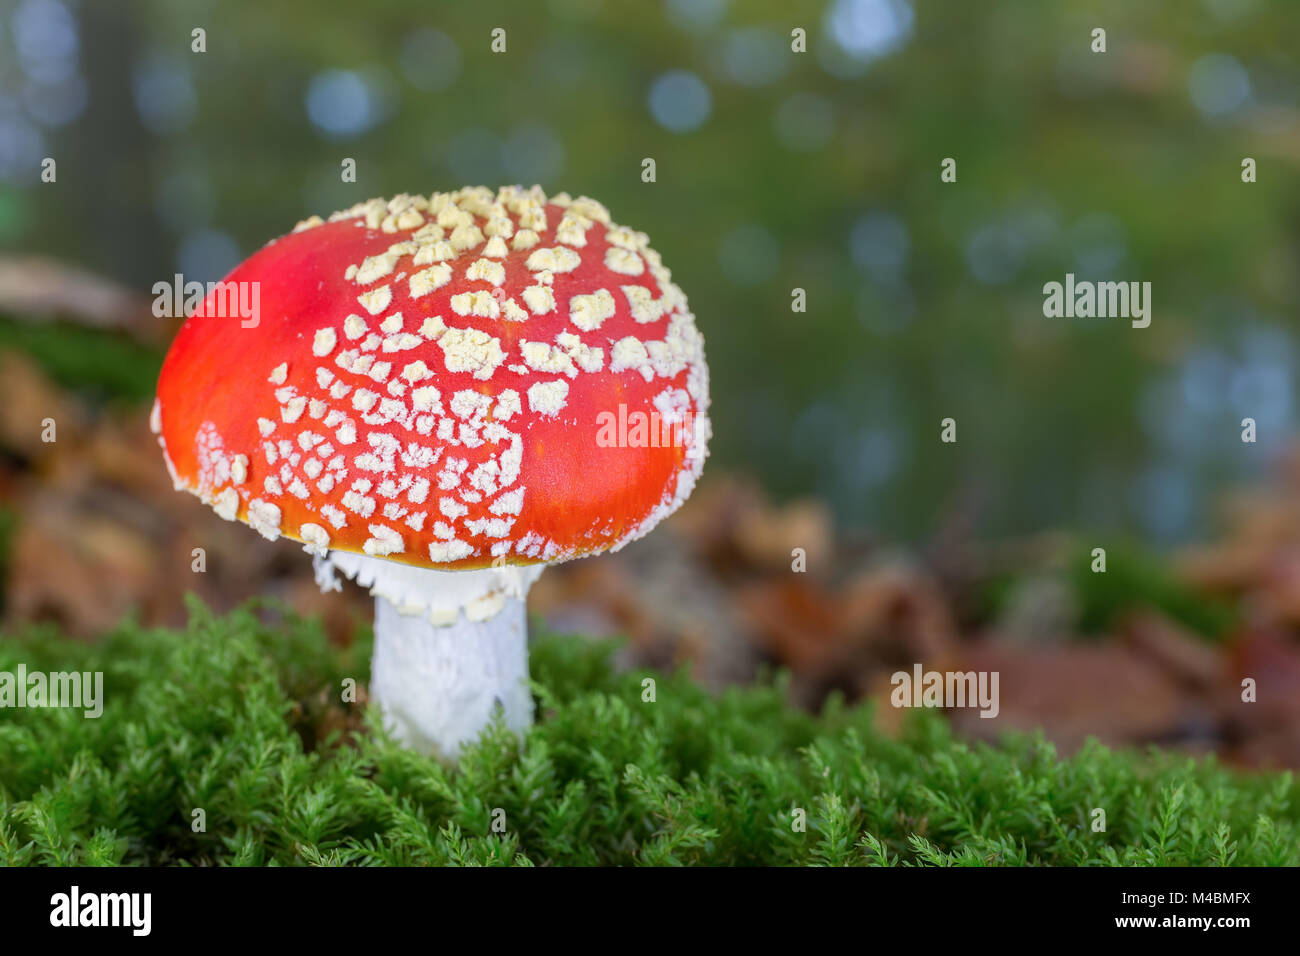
top-left (0, 602), bottom-right (1295, 866)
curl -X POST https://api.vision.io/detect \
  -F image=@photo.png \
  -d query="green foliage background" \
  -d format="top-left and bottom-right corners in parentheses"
top-left (4, 0), bottom-right (1299, 543)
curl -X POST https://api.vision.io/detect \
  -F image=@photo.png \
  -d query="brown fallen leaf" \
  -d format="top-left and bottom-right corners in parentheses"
top-left (1120, 611), bottom-right (1222, 689)
top-left (947, 643), bottom-right (1192, 754)
top-left (1222, 629), bottom-right (1300, 769)
top-left (0, 351), bottom-right (84, 461)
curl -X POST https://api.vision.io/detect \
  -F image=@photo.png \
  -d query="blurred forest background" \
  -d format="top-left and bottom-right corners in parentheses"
top-left (4, 0), bottom-right (1300, 768)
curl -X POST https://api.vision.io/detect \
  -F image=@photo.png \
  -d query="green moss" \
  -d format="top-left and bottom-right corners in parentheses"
top-left (1070, 542), bottom-right (1237, 640)
top-left (975, 542), bottom-right (1238, 642)
top-left (0, 601), bottom-right (1293, 866)
top-left (0, 318), bottom-right (162, 403)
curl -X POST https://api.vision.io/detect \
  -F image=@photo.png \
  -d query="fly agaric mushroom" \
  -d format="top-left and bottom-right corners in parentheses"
top-left (153, 186), bottom-right (710, 760)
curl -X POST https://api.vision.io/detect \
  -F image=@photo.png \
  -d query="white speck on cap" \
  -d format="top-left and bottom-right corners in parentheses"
top-left (317, 505), bottom-right (344, 529)
top-left (435, 202), bottom-right (468, 229)
top-left (300, 523), bottom-right (330, 556)
top-left (313, 328), bottom-right (337, 357)
top-left (281, 397), bottom-right (308, 423)
top-left (439, 496), bottom-right (469, 519)
top-left (569, 289), bottom-right (616, 331)
top-left (410, 264), bottom-right (453, 299)
top-left (437, 327), bottom-right (505, 380)
top-left (511, 229), bottom-right (540, 251)
top-left (343, 315), bottom-right (368, 340)
top-left (556, 216), bottom-right (588, 248)
top-left (414, 240), bottom-right (458, 265)
top-left (466, 516), bottom-right (514, 538)
top-left (520, 340), bottom-right (577, 377)
top-left (527, 379), bottom-right (569, 417)
top-left (364, 523), bottom-right (405, 557)
top-left (621, 285), bottom-right (664, 324)
top-left (555, 333), bottom-right (604, 373)
top-left (605, 226), bottom-right (643, 250)
top-left (448, 223), bottom-right (485, 251)
top-left (355, 253), bottom-right (398, 285)
top-left (525, 247), bottom-right (582, 274)
top-left (490, 487), bottom-right (525, 515)
top-left (494, 390), bottom-right (522, 420)
top-left (402, 360), bottom-right (433, 382)
top-left (382, 333), bottom-right (422, 352)
top-left (465, 258), bottom-right (506, 286)
top-left (519, 206), bottom-right (547, 232)
top-left (610, 336), bottom-right (654, 381)
top-left (411, 385), bottom-right (444, 413)
top-left (429, 540), bottom-right (475, 562)
top-left (357, 285), bottom-right (392, 315)
top-left (343, 490), bottom-right (376, 518)
top-left (484, 216), bottom-right (514, 239)
top-left (247, 498), bottom-right (282, 540)
top-left (396, 208), bottom-right (424, 230)
top-left (604, 247), bottom-right (644, 276)
top-left (521, 285), bottom-right (556, 315)
top-left (501, 298), bottom-right (528, 322)
top-left (449, 290), bottom-right (500, 318)
top-left (213, 487), bottom-right (239, 521)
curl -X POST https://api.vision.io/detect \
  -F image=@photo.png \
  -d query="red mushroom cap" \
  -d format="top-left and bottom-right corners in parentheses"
top-left (153, 187), bottom-right (710, 571)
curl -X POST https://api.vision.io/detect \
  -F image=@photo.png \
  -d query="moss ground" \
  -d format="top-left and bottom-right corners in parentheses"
top-left (0, 601), bottom-right (1295, 866)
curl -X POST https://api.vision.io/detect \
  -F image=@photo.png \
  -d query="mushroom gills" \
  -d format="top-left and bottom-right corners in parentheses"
top-left (315, 550), bottom-right (543, 624)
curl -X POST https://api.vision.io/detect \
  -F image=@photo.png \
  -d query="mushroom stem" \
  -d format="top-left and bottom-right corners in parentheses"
top-left (370, 594), bottom-right (533, 760)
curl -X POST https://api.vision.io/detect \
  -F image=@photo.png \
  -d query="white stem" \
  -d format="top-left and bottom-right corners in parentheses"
top-left (369, 592), bottom-right (533, 761)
